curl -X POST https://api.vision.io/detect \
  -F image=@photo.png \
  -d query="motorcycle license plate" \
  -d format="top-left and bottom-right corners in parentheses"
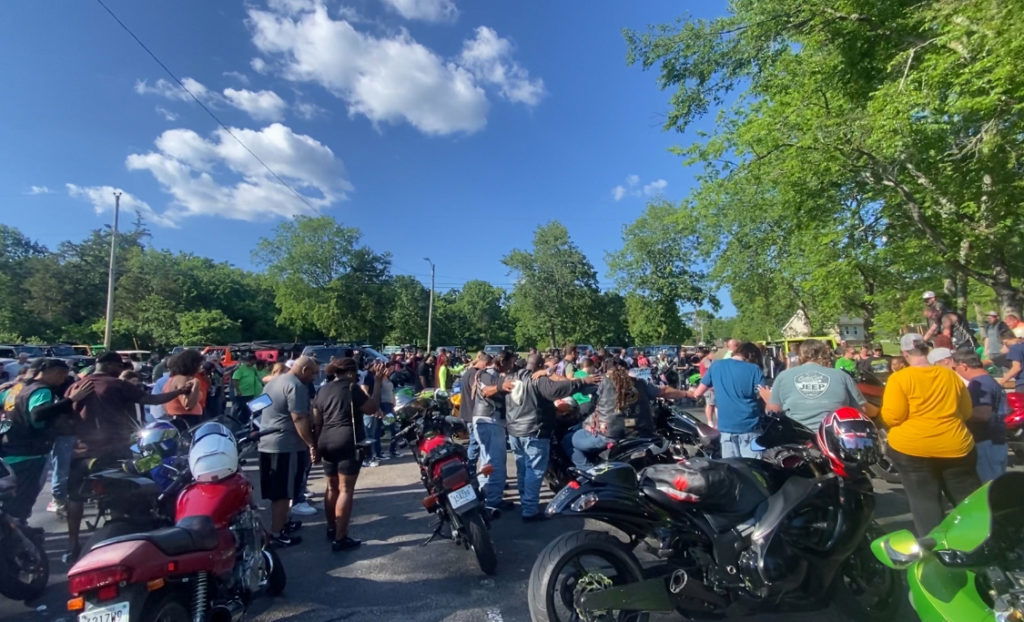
top-left (79, 601), bottom-right (129, 622)
top-left (447, 485), bottom-right (477, 510)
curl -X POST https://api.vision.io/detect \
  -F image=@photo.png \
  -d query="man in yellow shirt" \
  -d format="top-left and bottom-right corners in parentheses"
top-left (881, 333), bottom-right (980, 535)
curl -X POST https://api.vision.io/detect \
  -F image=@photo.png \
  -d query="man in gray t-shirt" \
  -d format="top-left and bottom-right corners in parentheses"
top-left (766, 362), bottom-right (867, 429)
top-left (258, 356), bottom-right (319, 546)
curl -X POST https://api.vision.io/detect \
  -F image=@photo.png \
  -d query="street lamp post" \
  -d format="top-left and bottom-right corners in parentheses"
top-left (103, 191), bottom-right (122, 350)
top-left (423, 258), bottom-right (435, 354)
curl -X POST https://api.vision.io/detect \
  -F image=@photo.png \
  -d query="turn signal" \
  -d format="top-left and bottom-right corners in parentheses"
top-left (146, 578), bottom-right (166, 592)
top-left (479, 464), bottom-right (494, 477)
top-left (67, 597), bottom-right (85, 612)
top-left (422, 494), bottom-right (439, 510)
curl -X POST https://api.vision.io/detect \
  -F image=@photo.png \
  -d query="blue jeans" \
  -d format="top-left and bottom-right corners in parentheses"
top-left (509, 436), bottom-right (550, 518)
top-left (467, 422), bottom-right (480, 477)
top-left (975, 440), bottom-right (1008, 483)
top-left (363, 415), bottom-right (383, 459)
top-left (50, 434), bottom-right (75, 502)
top-left (721, 431), bottom-right (761, 459)
top-left (474, 420), bottom-right (507, 507)
top-left (571, 428), bottom-right (610, 470)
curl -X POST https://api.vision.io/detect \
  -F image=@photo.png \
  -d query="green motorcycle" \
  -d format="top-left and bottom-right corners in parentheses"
top-left (871, 471), bottom-right (1024, 621)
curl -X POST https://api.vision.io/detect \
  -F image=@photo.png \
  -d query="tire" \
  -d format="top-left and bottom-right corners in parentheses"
top-left (0, 525), bottom-right (49, 602)
top-left (831, 524), bottom-right (905, 621)
top-left (528, 530), bottom-right (648, 622)
top-left (465, 510), bottom-right (498, 576)
top-left (262, 547), bottom-right (287, 596)
top-left (141, 593), bottom-right (191, 622)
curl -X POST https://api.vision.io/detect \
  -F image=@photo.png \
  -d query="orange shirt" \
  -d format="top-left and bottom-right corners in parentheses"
top-left (163, 374), bottom-right (207, 416)
top-left (881, 365), bottom-right (974, 458)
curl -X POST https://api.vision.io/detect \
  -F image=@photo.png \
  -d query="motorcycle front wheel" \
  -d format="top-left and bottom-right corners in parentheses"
top-left (0, 522), bottom-right (49, 601)
top-left (831, 524), bottom-right (905, 621)
top-left (464, 510), bottom-right (497, 576)
top-left (528, 530), bottom-right (648, 622)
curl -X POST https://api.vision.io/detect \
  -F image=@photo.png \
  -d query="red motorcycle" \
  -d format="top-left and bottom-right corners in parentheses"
top-left (396, 389), bottom-right (497, 575)
top-left (1006, 392), bottom-right (1024, 464)
top-left (66, 422), bottom-right (284, 622)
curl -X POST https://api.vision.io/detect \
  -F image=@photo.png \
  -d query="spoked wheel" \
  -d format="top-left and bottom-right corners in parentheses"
top-left (528, 531), bottom-right (647, 622)
top-left (831, 524), bottom-right (904, 621)
top-left (0, 523), bottom-right (49, 601)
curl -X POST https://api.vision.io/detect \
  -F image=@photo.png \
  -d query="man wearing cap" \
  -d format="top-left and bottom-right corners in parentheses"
top-left (0, 359), bottom-right (92, 524)
top-left (982, 312), bottom-right (1010, 369)
top-left (921, 291), bottom-right (948, 343)
top-left (927, 347), bottom-right (955, 369)
top-left (999, 333), bottom-right (1024, 394)
top-left (882, 333), bottom-right (978, 534)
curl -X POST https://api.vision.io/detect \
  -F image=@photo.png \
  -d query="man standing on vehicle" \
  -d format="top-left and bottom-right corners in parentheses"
top-left (231, 354), bottom-right (263, 423)
top-left (63, 352), bottom-right (191, 561)
top-left (259, 355), bottom-right (319, 546)
top-left (505, 354), bottom-right (597, 521)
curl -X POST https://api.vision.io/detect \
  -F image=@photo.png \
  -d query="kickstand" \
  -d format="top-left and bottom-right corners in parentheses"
top-left (422, 518), bottom-right (450, 546)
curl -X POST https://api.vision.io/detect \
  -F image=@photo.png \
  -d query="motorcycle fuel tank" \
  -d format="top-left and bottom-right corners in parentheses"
top-left (176, 473), bottom-right (251, 527)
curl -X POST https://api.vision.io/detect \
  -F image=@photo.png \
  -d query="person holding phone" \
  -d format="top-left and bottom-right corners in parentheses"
top-left (312, 358), bottom-right (382, 551)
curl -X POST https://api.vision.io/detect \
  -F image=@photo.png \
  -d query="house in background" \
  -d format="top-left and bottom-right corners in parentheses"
top-left (781, 310), bottom-right (866, 344)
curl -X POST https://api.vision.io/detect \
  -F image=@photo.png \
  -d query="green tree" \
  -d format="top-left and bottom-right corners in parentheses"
top-left (255, 216), bottom-right (392, 341)
top-left (625, 294), bottom-right (690, 345)
top-left (626, 0), bottom-right (1024, 322)
top-left (503, 222), bottom-right (601, 348)
top-left (385, 275), bottom-right (429, 346)
top-left (447, 280), bottom-right (512, 349)
top-left (178, 309), bottom-right (242, 345)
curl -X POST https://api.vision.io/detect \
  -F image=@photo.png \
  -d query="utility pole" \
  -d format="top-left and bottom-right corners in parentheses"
top-left (103, 191), bottom-right (122, 351)
top-left (424, 257), bottom-right (435, 353)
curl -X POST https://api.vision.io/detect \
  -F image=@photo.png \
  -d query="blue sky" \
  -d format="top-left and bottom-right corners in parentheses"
top-left (1, 0), bottom-right (732, 312)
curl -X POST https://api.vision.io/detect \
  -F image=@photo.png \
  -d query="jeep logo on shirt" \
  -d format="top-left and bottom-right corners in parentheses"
top-left (794, 372), bottom-right (830, 399)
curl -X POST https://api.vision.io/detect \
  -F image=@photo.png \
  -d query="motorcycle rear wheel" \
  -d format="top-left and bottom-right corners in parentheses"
top-left (262, 547), bottom-right (287, 595)
top-left (142, 593), bottom-right (190, 622)
top-left (831, 524), bottom-right (905, 621)
top-left (528, 530), bottom-right (648, 622)
top-left (465, 510), bottom-right (497, 575)
top-left (0, 525), bottom-right (49, 602)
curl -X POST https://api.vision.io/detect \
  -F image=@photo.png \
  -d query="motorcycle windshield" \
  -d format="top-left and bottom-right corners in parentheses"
top-left (930, 472), bottom-right (1024, 553)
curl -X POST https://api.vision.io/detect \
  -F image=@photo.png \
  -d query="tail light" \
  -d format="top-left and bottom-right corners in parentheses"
top-left (68, 565), bottom-right (130, 596)
top-left (442, 470), bottom-right (469, 491)
top-left (422, 494), bottom-right (439, 511)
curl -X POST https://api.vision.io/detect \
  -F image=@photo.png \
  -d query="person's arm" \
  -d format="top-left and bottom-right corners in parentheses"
top-left (291, 412), bottom-right (316, 447)
top-left (880, 375), bottom-right (909, 428)
top-left (139, 382), bottom-right (191, 405)
top-left (690, 372), bottom-right (713, 399)
top-left (762, 384), bottom-right (782, 412)
top-left (1000, 359), bottom-right (1022, 385)
top-left (536, 375), bottom-right (595, 401)
top-left (658, 385), bottom-right (690, 401)
top-left (359, 373), bottom-right (382, 414)
top-left (178, 375), bottom-right (202, 410)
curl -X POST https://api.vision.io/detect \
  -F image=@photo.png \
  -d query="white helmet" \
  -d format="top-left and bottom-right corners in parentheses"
top-left (188, 422), bottom-right (238, 483)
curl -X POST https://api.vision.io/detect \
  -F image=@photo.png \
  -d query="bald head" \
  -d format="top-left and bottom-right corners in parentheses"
top-left (526, 353), bottom-right (542, 371)
top-left (725, 338), bottom-right (740, 351)
top-left (290, 355), bottom-right (320, 383)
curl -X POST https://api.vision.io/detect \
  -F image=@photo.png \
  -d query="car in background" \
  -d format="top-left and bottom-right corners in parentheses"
top-left (302, 345), bottom-right (348, 365)
top-left (484, 344), bottom-right (513, 356)
top-left (72, 344), bottom-right (105, 357)
top-left (44, 344), bottom-right (94, 371)
top-left (360, 346), bottom-right (388, 363)
top-left (576, 345), bottom-right (595, 359)
top-left (382, 345), bottom-right (403, 356)
top-left (14, 345), bottom-right (46, 359)
top-left (0, 345), bottom-right (18, 360)
top-left (605, 346), bottom-right (625, 358)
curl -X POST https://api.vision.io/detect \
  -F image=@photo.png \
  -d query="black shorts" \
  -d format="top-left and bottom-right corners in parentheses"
top-left (319, 427), bottom-right (361, 477)
top-left (259, 451), bottom-right (310, 502)
top-left (68, 455), bottom-right (127, 503)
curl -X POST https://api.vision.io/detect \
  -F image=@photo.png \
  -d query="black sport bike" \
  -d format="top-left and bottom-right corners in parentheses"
top-left (527, 416), bottom-right (901, 622)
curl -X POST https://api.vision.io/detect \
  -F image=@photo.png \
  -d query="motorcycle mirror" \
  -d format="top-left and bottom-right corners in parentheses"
top-left (870, 529), bottom-right (923, 569)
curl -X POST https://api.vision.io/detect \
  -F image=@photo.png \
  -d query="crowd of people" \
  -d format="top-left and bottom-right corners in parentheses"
top-left (2, 293), bottom-right (1023, 568)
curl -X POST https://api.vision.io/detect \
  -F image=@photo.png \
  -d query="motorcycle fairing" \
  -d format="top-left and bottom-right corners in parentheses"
top-left (929, 472), bottom-right (1024, 560)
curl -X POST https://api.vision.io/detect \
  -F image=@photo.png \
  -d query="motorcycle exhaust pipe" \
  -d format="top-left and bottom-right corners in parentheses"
top-left (669, 569), bottom-right (727, 608)
top-left (209, 599), bottom-right (245, 622)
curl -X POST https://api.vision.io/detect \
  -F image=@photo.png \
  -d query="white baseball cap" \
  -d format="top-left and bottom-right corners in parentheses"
top-left (899, 333), bottom-right (925, 351)
top-left (927, 347), bottom-right (953, 365)
top-left (922, 291), bottom-right (937, 299)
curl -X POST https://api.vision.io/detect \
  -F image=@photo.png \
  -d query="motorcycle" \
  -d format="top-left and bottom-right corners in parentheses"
top-left (1005, 392), bottom-right (1024, 464)
top-left (855, 368), bottom-right (901, 483)
top-left (544, 400), bottom-right (720, 494)
top-left (527, 409), bottom-right (902, 621)
top-left (872, 471), bottom-right (1024, 621)
top-left (67, 422), bottom-right (285, 622)
top-left (396, 388), bottom-right (498, 575)
top-left (0, 457), bottom-right (49, 602)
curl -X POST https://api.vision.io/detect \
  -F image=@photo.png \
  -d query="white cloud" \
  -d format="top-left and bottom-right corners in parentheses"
top-left (643, 179), bottom-right (668, 196)
top-left (155, 106), bottom-right (178, 121)
top-left (294, 100), bottom-right (326, 119)
top-left (117, 123), bottom-right (350, 224)
top-left (247, 2), bottom-right (541, 135)
top-left (459, 27), bottom-right (545, 106)
top-left (611, 175), bottom-right (668, 201)
top-left (222, 70), bottom-right (250, 85)
top-left (66, 184), bottom-right (177, 228)
top-left (223, 88), bottom-right (287, 121)
top-left (26, 185), bottom-right (52, 195)
top-left (250, 57), bottom-right (269, 73)
top-left (248, 4), bottom-right (487, 135)
top-left (134, 77), bottom-right (211, 102)
top-left (381, 0), bottom-right (458, 22)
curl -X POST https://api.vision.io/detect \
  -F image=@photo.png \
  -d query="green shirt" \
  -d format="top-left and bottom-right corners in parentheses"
top-left (835, 357), bottom-right (857, 374)
top-left (572, 370), bottom-right (592, 404)
top-left (232, 364), bottom-right (262, 397)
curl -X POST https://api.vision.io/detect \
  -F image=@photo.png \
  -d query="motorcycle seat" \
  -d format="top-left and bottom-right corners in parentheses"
top-left (95, 515), bottom-right (219, 556)
top-left (641, 459), bottom-right (771, 532)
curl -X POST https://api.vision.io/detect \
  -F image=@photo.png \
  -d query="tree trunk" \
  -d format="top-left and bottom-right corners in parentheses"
top-left (992, 257), bottom-right (1021, 317)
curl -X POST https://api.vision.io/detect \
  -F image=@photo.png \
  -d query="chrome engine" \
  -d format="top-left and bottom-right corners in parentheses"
top-left (230, 506), bottom-right (267, 595)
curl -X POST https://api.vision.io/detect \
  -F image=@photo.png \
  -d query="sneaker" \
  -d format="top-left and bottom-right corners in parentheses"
top-left (388, 452), bottom-right (399, 459)
top-left (46, 498), bottom-right (59, 513)
top-left (283, 520), bottom-right (303, 534)
top-left (378, 454), bottom-right (390, 461)
top-left (271, 531), bottom-right (302, 547)
top-left (290, 502), bottom-right (317, 516)
top-left (362, 459), bottom-right (380, 468)
top-left (331, 536), bottom-right (362, 552)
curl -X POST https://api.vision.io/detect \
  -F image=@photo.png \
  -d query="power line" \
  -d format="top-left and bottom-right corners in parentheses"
top-left (93, 0), bottom-right (317, 214)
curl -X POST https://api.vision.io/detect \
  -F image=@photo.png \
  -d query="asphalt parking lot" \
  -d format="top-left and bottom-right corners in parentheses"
top-left (0, 445), bottom-right (915, 622)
